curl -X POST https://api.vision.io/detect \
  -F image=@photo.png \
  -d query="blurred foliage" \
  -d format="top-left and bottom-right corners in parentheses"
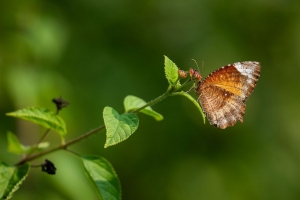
top-left (1, 0), bottom-right (300, 199)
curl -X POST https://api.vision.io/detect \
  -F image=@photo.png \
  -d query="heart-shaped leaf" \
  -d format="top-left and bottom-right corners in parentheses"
top-left (103, 107), bottom-right (139, 148)
top-left (81, 155), bottom-right (121, 200)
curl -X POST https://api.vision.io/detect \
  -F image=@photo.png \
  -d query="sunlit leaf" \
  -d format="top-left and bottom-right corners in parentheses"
top-left (103, 107), bottom-right (139, 148)
top-left (172, 91), bottom-right (205, 123)
top-left (0, 162), bottom-right (30, 200)
top-left (164, 55), bottom-right (180, 87)
top-left (81, 155), bottom-right (121, 200)
top-left (6, 107), bottom-right (67, 136)
top-left (124, 95), bottom-right (163, 121)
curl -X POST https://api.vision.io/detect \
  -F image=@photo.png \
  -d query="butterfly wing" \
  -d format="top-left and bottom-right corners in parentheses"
top-left (196, 61), bottom-right (261, 129)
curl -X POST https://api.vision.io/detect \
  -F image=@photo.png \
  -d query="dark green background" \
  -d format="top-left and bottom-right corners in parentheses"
top-left (1, 0), bottom-right (300, 199)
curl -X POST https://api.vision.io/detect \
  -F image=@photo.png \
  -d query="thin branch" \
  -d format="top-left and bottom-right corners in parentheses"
top-left (15, 125), bottom-right (105, 166)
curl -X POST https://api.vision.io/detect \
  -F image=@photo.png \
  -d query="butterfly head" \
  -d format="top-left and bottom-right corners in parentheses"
top-left (189, 68), bottom-right (202, 81)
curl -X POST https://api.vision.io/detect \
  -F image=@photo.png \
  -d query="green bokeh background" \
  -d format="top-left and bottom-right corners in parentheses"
top-left (1, 0), bottom-right (300, 199)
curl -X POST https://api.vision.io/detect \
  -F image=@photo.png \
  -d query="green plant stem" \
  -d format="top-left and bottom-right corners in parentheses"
top-left (15, 79), bottom-right (193, 166)
top-left (133, 79), bottom-right (193, 114)
top-left (15, 125), bottom-right (105, 166)
top-left (133, 92), bottom-right (171, 114)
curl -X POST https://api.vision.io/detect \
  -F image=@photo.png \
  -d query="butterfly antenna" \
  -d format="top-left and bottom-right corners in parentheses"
top-left (185, 59), bottom-right (200, 93)
top-left (191, 59), bottom-right (200, 72)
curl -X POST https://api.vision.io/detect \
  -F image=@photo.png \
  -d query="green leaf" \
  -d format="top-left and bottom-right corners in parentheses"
top-left (172, 91), bottom-right (206, 123)
top-left (6, 107), bottom-right (67, 136)
top-left (7, 132), bottom-right (49, 155)
top-left (81, 155), bottom-right (121, 200)
top-left (124, 95), bottom-right (163, 121)
top-left (103, 107), bottom-right (139, 148)
top-left (7, 132), bottom-right (24, 155)
top-left (164, 55), bottom-right (180, 87)
top-left (0, 162), bottom-right (30, 200)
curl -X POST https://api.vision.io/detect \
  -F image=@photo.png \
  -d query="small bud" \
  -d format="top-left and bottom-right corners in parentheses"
top-left (42, 159), bottom-right (57, 175)
top-left (189, 68), bottom-right (195, 78)
top-left (178, 69), bottom-right (187, 78)
top-left (52, 96), bottom-right (69, 111)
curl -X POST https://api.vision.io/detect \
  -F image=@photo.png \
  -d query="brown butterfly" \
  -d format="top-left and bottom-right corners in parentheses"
top-left (194, 61), bottom-right (261, 129)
